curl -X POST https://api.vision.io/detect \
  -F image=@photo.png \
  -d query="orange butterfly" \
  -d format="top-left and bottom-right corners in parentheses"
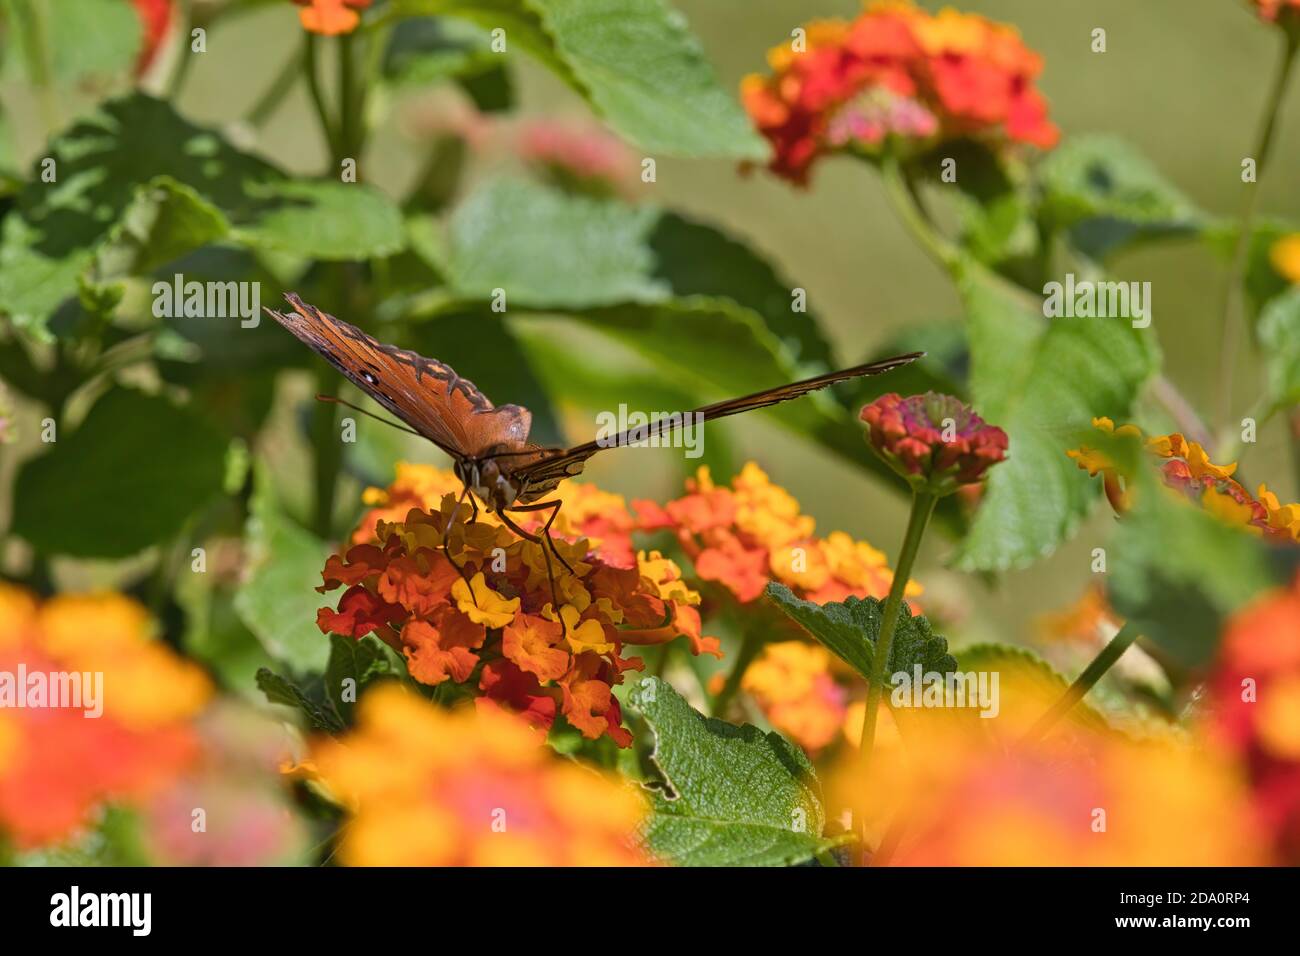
top-left (266, 293), bottom-right (921, 605)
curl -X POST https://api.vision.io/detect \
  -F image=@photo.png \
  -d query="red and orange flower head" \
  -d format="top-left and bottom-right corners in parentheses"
top-left (1251, 0), bottom-right (1300, 27)
top-left (293, 0), bottom-right (371, 36)
top-left (1069, 419), bottom-right (1300, 542)
top-left (860, 392), bottom-right (1008, 495)
top-left (741, 1), bottom-right (1058, 184)
top-left (311, 684), bottom-right (650, 866)
top-left (0, 585), bottom-right (211, 849)
top-left (1207, 573), bottom-right (1300, 863)
top-left (635, 462), bottom-right (921, 607)
top-left (317, 465), bottom-right (720, 748)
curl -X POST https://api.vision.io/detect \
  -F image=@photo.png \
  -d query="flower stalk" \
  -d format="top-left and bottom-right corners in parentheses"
top-left (859, 489), bottom-right (935, 766)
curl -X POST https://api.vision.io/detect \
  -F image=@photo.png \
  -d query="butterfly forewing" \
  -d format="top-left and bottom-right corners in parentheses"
top-left (264, 293), bottom-right (532, 461)
top-left (505, 352), bottom-right (925, 502)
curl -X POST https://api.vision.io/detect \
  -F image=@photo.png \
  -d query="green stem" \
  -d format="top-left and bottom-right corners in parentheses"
top-left (247, 41), bottom-right (305, 129)
top-left (166, 0), bottom-right (196, 99)
top-left (1023, 622), bottom-right (1139, 742)
top-left (1214, 30), bottom-right (1300, 427)
top-left (304, 33), bottom-right (340, 163)
top-left (15, 0), bottom-right (60, 135)
top-left (880, 152), bottom-right (960, 274)
top-left (859, 490), bottom-right (936, 766)
top-left (338, 31), bottom-right (357, 163)
top-left (711, 629), bottom-right (763, 718)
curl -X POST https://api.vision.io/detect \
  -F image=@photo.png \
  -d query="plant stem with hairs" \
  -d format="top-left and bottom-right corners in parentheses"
top-left (859, 490), bottom-right (935, 767)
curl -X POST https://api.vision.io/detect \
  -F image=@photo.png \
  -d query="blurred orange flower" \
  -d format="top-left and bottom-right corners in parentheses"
top-left (131, 0), bottom-right (172, 76)
top-left (636, 462), bottom-right (920, 606)
top-left (311, 684), bottom-right (650, 866)
top-left (741, 641), bottom-right (849, 753)
top-left (294, 0), bottom-right (370, 36)
top-left (742, 1), bottom-right (1058, 183)
top-left (319, 465), bottom-right (720, 748)
top-left (1208, 573), bottom-right (1300, 863)
top-left (0, 585), bottom-right (210, 848)
top-left (1251, 0), bottom-right (1300, 25)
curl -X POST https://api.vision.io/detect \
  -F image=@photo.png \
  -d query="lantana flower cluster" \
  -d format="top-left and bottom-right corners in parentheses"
top-left (860, 391), bottom-right (1009, 495)
top-left (741, 0), bottom-right (1059, 183)
top-left (0, 585), bottom-right (211, 848)
top-left (317, 465), bottom-right (720, 749)
top-left (311, 684), bottom-right (649, 866)
top-left (635, 462), bottom-right (920, 606)
top-left (1068, 417), bottom-right (1300, 541)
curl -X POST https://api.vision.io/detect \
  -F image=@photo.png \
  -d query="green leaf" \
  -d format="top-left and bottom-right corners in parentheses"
top-left (444, 175), bottom-right (667, 306)
top-left (647, 212), bottom-right (836, 373)
top-left (957, 642), bottom-right (1109, 733)
top-left (764, 582), bottom-right (957, 681)
top-left (3, 0), bottom-right (140, 87)
top-left (628, 676), bottom-right (850, 866)
top-left (323, 633), bottom-right (391, 723)
top-left (11, 388), bottom-right (229, 558)
top-left (233, 471), bottom-right (333, 673)
top-left (255, 668), bottom-right (344, 734)
top-left (397, 0), bottom-right (765, 159)
top-left (0, 94), bottom-right (404, 337)
top-left (96, 176), bottom-right (232, 277)
top-left (1258, 286), bottom-right (1300, 412)
top-left (382, 15), bottom-right (515, 111)
top-left (1040, 134), bottom-right (1207, 260)
top-left (528, 0), bottom-right (766, 159)
top-left (953, 262), bottom-right (1158, 571)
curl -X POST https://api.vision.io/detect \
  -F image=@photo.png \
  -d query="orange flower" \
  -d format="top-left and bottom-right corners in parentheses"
top-left (0, 585), bottom-right (210, 848)
top-left (742, 1), bottom-right (1058, 183)
top-left (1208, 573), bottom-right (1300, 862)
top-left (132, 0), bottom-right (172, 77)
top-left (294, 0), bottom-right (370, 36)
top-left (311, 684), bottom-right (649, 865)
top-left (639, 462), bottom-right (920, 607)
top-left (741, 641), bottom-right (848, 753)
top-left (316, 465), bottom-right (719, 747)
top-left (1068, 419), bottom-right (1300, 539)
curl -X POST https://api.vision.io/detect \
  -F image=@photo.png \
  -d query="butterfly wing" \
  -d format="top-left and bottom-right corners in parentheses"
top-left (508, 352), bottom-right (924, 501)
top-left (265, 293), bottom-right (532, 460)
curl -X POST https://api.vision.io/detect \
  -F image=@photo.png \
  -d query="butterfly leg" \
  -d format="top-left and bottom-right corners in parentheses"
top-left (442, 485), bottom-right (479, 607)
top-left (497, 509), bottom-right (566, 635)
top-left (507, 499), bottom-right (576, 577)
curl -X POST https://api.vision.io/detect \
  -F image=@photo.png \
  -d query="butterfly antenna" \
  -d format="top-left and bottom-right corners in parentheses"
top-left (314, 394), bottom-right (422, 438)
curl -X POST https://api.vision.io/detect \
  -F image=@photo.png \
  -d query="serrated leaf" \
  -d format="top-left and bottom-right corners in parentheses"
top-left (323, 634), bottom-right (390, 723)
top-left (0, 94), bottom-right (404, 337)
top-left (444, 176), bottom-right (667, 306)
top-left (953, 262), bottom-right (1158, 571)
top-left (255, 668), bottom-right (344, 734)
top-left (234, 471), bottom-right (332, 673)
top-left (398, 0), bottom-right (765, 159)
top-left (764, 582), bottom-right (957, 681)
top-left (11, 388), bottom-right (229, 558)
top-left (628, 676), bottom-right (850, 866)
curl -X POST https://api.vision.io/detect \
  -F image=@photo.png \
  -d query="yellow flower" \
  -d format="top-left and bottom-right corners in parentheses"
top-left (558, 605), bottom-right (614, 655)
top-left (1271, 233), bottom-right (1300, 284)
top-left (451, 573), bottom-right (519, 628)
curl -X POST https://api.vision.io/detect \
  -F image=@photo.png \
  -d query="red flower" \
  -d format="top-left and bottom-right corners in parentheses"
top-left (860, 392), bottom-right (1008, 494)
top-left (132, 0), bottom-right (172, 77)
top-left (742, 1), bottom-right (1058, 184)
